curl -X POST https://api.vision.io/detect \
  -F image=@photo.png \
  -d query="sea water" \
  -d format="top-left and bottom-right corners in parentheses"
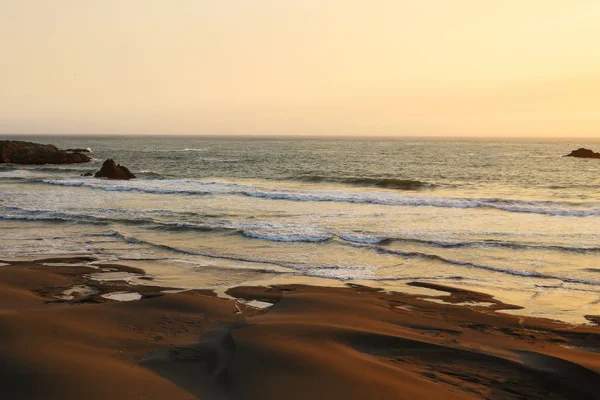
top-left (1, 136), bottom-right (599, 323)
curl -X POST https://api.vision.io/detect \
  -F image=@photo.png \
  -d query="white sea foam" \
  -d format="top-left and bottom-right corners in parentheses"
top-left (0, 170), bottom-right (28, 178)
top-left (41, 178), bottom-right (250, 195)
top-left (242, 229), bottom-right (332, 243)
top-left (245, 190), bottom-right (600, 216)
top-left (337, 232), bottom-right (384, 244)
top-left (0, 206), bottom-right (335, 244)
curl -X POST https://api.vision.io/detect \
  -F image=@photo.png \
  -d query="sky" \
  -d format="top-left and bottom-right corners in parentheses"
top-left (1, 0), bottom-right (600, 137)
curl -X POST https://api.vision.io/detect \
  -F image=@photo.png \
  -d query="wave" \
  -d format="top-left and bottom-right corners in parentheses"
top-left (354, 243), bottom-right (600, 287)
top-left (3, 205), bottom-right (599, 250)
top-left (484, 203), bottom-right (600, 217)
top-left (338, 234), bottom-right (600, 253)
top-left (136, 170), bottom-right (165, 179)
top-left (104, 230), bottom-right (600, 286)
top-left (110, 231), bottom-right (290, 267)
top-left (0, 169), bottom-right (80, 180)
top-left (4, 207), bottom-right (600, 284)
top-left (0, 206), bottom-right (335, 244)
top-left (41, 179), bottom-right (214, 196)
top-left (242, 190), bottom-right (600, 217)
top-left (146, 221), bottom-right (228, 233)
top-left (337, 232), bottom-right (387, 244)
top-left (0, 166), bottom-right (96, 183)
top-left (199, 158), bottom-right (240, 163)
top-left (35, 166), bottom-right (92, 173)
top-left (150, 220), bottom-right (332, 243)
top-left (242, 230), bottom-right (332, 243)
top-left (0, 164), bottom-right (92, 172)
top-left (0, 170), bottom-right (32, 178)
top-left (108, 231), bottom-right (368, 279)
top-left (292, 176), bottom-right (435, 190)
top-left (181, 148), bottom-right (206, 152)
top-left (22, 176), bottom-right (600, 217)
top-left (0, 208), bottom-right (165, 228)
top-left (0, 214), bottom-right (95, 223)
top-left (0, 212), bottom-right (152, 227)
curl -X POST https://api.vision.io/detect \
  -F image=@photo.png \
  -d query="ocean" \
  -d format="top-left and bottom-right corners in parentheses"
top-left (1, 136), bottom-right (600, 323)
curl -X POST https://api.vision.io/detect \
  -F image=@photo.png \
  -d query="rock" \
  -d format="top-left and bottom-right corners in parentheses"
top-left (94, 159), bottom-right (135, 180)
top-left (585, 315), bottom-right (600, 326)
top-left (0, 140), bottom-right (91, 164)
top-left (65, 148), bottom-right (92, 153)
top-left (564, 148), bottom-right (600, 159)
top-left (81, 172), bottom-right (93, 177)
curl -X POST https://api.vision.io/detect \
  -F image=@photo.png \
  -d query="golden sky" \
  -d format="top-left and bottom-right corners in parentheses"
top-left (1, 0), bottom-right (600, 137)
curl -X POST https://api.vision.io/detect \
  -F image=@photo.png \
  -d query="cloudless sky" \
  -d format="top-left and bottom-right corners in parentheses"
top-left (1, 0), bottom-right (600, 137)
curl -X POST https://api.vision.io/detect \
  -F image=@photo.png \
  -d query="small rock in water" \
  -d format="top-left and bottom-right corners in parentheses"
top-left (564, 148), bottom-right (600, 159)
top-left (94, 159), bottom-right (136, 180)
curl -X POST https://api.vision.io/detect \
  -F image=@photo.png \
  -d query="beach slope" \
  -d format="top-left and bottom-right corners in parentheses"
top-left (1, 258), bottom-right (600, 399)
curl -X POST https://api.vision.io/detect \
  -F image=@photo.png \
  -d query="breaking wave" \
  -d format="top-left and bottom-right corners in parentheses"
top-left (38, 178), bottom-right (600, 217)
top-left (242, 230), bottom-right (332, 243)
top-left (3, 205), bottom-right (599, 250)
top-left (108, 231), bottom-right (374, 280)
top-left (291, 176), bottom-right (435, 190)
top-left (337, 234), bottom-right (600, 253)
top-left (103, 230), bottom-right (600, 286)
top-left (350, 243), bottom-right (600, 287)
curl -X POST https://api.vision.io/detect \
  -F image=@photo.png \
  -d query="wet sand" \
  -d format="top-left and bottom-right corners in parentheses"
top-left (1, 257), bottom-right (600, 399)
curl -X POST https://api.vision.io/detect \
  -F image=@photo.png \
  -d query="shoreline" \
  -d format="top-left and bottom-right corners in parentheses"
top-left (1, 256), bottom-right (600, 399)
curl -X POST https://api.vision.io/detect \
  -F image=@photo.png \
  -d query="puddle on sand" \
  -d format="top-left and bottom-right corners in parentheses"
top-left (238, 299), bottom-right (274, 309)
top-left (89, 271), bottom-right (141, 282)
top-left (421, 298), bottom-right (495, 308)
top-left (101, 292), bottom-right (142, 302)
top-left (161, 289), bottom-right (190, 294)
top-left (41, 263), bottom-right (98, 268)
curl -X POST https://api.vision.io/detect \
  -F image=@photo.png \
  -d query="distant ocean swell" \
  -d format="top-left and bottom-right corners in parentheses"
top-left (35, 178), bottom-right (600, 217)
top-left (0, 169), bottom-right (448, 190)
top-left (289, 176), bottom-right (435, 190)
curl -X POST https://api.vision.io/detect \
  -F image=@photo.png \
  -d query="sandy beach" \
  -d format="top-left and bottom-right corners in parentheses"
top-left (2, 256), bottom-right (599, 400)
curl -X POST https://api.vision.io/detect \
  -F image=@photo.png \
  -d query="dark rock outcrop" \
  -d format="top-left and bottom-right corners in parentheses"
top-left (585, 315), bottom-right (600, 326)
top-left (564, 148), bottom-right (600, 159)
top-left (0, 140), bottom-right (91, 164)
top-left (81, 172), bottom-right (93, 177)
top-left (94, 159), bottom-right (135, 180)
top-left (65, 148), bottom-right (92, 153)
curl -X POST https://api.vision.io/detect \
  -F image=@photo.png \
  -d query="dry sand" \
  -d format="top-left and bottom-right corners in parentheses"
top-left (1, 257), bottom-right (600, 399)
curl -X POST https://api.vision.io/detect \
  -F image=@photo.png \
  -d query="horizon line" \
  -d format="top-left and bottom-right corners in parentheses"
top-left (1, 133), bottom-right (600, 141)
